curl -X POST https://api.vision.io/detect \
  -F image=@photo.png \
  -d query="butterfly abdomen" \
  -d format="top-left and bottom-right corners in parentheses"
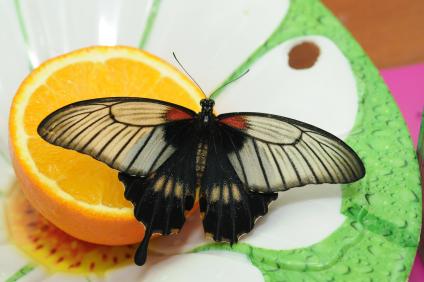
top-left (195, 140), bottom-right (208, 188)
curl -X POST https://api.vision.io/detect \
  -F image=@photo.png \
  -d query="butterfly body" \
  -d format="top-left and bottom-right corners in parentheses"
top-left (38, 97), bottom-right (365, 266)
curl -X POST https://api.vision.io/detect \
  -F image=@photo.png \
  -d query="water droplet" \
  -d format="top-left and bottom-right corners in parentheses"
top-left (359, 265), bottom-right (374, 273)
top-left (399, 220), bottom-right (408, 229)
top-left (352, 258), bottom-right (361, 264)
top-left (395, 264), bottom-right (406, 272)
top-left (381, 229), bottom-right (393, 237)
top-left (350, 221), bottom-right (361, 231)
top-left (334, 265), bottom-right (350, 275)
top-left (367, 245), bottom-right (375, 255)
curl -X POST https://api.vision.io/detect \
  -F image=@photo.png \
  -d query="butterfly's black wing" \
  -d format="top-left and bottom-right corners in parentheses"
top-left (199, 112), bottom-right (365, 243)
top-left (37, 97), bottom-right (196, 176)
top-left (38, 97), bottom-right (199, 266)
top-left (118, 120), bottom-right (198, 265)
top-left (200, 129), bottom-right (278, 243)
top-left (218, 113), bottom-right (365, 193)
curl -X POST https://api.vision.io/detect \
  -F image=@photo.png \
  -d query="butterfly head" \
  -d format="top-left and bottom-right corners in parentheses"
top-left (200, 99), bottom-right (214, 111)
top-left (199, 99), bottom-right (215, 125)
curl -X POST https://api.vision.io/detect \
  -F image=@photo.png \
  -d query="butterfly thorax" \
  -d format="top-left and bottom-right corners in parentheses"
top-left (194, 99), bottom-right (216, 188)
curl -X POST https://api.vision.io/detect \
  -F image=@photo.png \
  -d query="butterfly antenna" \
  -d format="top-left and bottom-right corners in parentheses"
top-left (172, 52), bottom-right (206, 96)
top-left (210, 69), bottom-right (250, 98)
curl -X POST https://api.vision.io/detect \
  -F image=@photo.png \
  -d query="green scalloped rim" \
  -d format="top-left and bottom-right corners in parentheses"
top-left (199, 0), bottom-right (422, 281)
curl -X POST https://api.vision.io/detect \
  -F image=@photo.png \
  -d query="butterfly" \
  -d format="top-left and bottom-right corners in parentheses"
top-left (37, 97), bottom-right (365, 266)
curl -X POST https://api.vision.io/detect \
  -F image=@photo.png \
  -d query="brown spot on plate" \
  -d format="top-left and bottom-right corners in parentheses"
top-left (288, 42), bottom-right (320, 69)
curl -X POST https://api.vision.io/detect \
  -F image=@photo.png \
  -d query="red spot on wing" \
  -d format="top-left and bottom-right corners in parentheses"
top-left (220, 116), bottom-right (247, 129)
top-left (166, 108), bottom-right (193, 121)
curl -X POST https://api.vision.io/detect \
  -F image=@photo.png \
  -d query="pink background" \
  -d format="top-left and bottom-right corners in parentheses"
top-left (380, 64), bottom-right (424, 281)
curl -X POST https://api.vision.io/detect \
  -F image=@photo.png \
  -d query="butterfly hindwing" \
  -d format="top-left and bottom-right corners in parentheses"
top-left (38, 97), bottom-right (196, 177)
top-left (218, 113), bottom-right (365, 193)
top-left (200, 130), bottom-right (278, 243)
top-left (118, 121), bottom-right (199, 265)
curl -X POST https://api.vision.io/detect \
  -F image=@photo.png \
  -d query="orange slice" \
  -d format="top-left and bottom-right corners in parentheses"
top-left (9, 46), bottom-right (204, 245)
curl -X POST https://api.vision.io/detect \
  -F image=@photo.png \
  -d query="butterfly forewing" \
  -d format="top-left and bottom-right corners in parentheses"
top-left (38, 97), bottom-right (196, 177)
top-left (218, 113), bottom-right (365, 192)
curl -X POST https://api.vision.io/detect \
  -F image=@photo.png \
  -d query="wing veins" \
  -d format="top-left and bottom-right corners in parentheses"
top-left (321, 143), bottom-right (357, 178)
top-left (238, 187), bottom-right (253, 230)
top-left (228, 185), bottom-right (237, 242)
top-left (216, 188), bottom-right (223, 240)
top-left (63, 114), bottom-right (110, 147)
top-left (94, 125), bottom-right (129, 158)
top-left (163, 177), bottom-right (175, 234)
top-left (180, 181), bottom-right (187, 218)
top-left (223, 130), bottom-right (249, 186)
top-left (61, 113), bottom-right (108, 143)
top-left (301, 140), bottom-right (335, 182)
top-left (304, 131), bottom-right (360, 174)
top-left (280, 145), bottom-right (303, 186)
top-left (147, 141), bottom-right (172, 175)
top-left (252, 139), bottom-right (271, 192)
top-left (220, 123), bottom-right (300, 145)
top-left (146, 122), bottom-right (190, 175)
top-left (315, 140), bottom-right (348, 182)
top-left (51, 112), bottom-right (99, 144)
top-left (267, 144), bottom-right (287, 190)
top-left (133, 181), bottom-right (153, 218)
top-left (75, 120), bottom-right (115, 151)
top-left (111, 127), bottom-right (143, 166)
top-left (49, 111), bottom-right (93, 131)
top-left (125, 127), bottom-right (157, 174)
top-left (293, 145), bottom-right (319, 183)
top-left (211, 134), bottom-right (223, 240)
top-left (46, 104), bottom-right (109, 128)
top-left (305, 133), bottom-right (353, 181)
